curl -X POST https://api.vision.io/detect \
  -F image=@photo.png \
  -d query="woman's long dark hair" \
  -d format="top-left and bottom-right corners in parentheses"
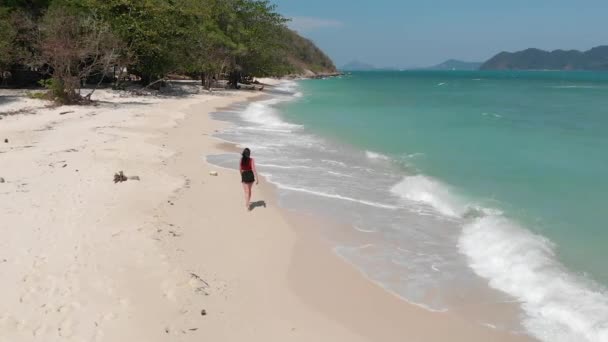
top-left (241, 148), bottom-right (251, 167)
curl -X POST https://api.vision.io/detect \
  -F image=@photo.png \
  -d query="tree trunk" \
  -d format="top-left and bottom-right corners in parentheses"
top-left (228, 71), bottom-right (240, 89)
top-left (140, 73), bottom-right (152, 86)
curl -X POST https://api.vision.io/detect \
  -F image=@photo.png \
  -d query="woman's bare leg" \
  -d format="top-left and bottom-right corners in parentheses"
top-left (246, 183), bottom-right (253, 210)
top-left (242, 183), bottom-right (250, 209)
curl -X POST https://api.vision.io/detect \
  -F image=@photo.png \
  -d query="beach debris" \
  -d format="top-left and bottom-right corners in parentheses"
top-left (189, 328), bottom-right (198, 331)
top-left (113, 171), bottom-right (127, 183)
top-left (200, 309), bottom-right (207, 316)
top-left (0, 177), bottom-right (5, 183)
top-left (113, 171), bottom-right (141, 183)
top-left (59, 111), bottom-right (74, 115)
top-left (4, 139), bottom-right (7, 143)
top-left (209, 171), bottom-right (218, 176)
top-left (62, 164), bottom-right (67, 168)
top-left (190, 272), bottom-right (210, 295)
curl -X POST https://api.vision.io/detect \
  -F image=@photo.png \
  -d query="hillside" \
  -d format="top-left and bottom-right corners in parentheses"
top-left (425, 59), bottom-right (481, 70)
top-left (481, 46), bottom-right (608, 70)
top-left (282, 29), bottom-right (338, 76)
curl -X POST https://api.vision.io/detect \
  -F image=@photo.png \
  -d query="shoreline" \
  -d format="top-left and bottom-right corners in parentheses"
top-left (203, 85), bottom-right (534, 341)
top-left (0, 83), bottom-right (532, 341)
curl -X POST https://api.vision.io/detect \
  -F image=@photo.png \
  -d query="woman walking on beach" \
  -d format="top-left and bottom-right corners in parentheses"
top-left (240, 148), bottom-right (258, 210)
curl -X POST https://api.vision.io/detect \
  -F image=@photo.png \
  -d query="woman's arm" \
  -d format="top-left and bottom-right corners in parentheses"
top-left (252, 159), bottom-right (259, 185)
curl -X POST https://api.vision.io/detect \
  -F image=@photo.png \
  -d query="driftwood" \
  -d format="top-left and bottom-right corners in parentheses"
top-left (113, 171), bottom-right (127, 183)
top-left (113, 171), bottom-right (141, 183)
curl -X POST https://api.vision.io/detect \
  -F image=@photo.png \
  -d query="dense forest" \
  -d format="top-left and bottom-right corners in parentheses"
top-left (0, 0), bottom-right (337, 103)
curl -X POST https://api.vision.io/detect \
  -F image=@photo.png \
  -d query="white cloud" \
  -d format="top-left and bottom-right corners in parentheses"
top-left (288, 16), bottom-right (344, 32)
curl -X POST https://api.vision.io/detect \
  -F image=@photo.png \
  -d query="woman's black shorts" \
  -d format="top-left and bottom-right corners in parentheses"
top-left (241, 170), bottom-right (255, 183)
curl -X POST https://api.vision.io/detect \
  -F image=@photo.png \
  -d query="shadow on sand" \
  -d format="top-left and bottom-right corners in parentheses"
top-left (249, 200), bottom-right (267, 211)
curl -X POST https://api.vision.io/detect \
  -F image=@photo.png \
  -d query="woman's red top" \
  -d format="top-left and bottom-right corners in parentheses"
top-left (240, 158), bottom-right (253, 171)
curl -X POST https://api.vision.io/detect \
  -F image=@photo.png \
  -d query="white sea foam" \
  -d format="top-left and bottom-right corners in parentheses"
top-left (242, 127), bottom-right (294, 133)
top-left (240, 100), bottom-right (301, 129)
top-left (550, 85), bottom-right (598, 89)
top-left (482, 112), bottom-right (503, 118)
top-left (390, 173), bottom-right (608, 341)
top-left (365, 150), bottom-right (391, 161)
top-left (390, 175), bottom-right (467, 217)
top-left (404, 152), bottom-right (425, 159)
top-left (272, 182), bottom-right (399, 210)
top-left (321, 159), bottom-right (348, 167)
top-left (353, 225), bottom-right (378, 233)
top-left (256, 163), bottom-right (312, 170)
top-left (460, 215), bottom-right (608, 342)
top-left (327, 170), bottom-right (353, 177)
top-left (274, 80), bottom-right (298, 93)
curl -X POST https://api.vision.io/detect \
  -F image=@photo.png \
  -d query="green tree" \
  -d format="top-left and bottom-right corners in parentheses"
top-left (37, 4), bottom-right (122, 103)
top-left (0, 7), bottom-right (16, 75)
top-left (91, 0), bottom-right (198, 85)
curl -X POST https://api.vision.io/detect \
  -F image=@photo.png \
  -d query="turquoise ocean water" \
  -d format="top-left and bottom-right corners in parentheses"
top-left (208, 71), bottom-right (608, 341)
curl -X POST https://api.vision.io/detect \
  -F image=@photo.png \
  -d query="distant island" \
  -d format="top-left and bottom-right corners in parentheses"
top-left (481, 46), bottom-right (608, 70)
top-left (341, 60), bottom-right (376, 71)
top-left (423, 59), bottom-right (482, 71)
top-left (342, 45), bottom-right (608, 73)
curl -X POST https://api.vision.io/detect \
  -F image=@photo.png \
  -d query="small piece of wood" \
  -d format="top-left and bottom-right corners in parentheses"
top-left (113, 171), bottom-right (127, 183)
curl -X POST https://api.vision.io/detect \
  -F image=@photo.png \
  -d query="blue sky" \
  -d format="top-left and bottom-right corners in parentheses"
top-left (271, 0), bottom-right (608, 68)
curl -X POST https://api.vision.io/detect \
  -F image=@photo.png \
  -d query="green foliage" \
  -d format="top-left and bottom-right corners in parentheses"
top-left (38, 5), bottom-right (123, 103)
top-left (90, 0), bottom-right (203, 84)
top-left (281, 28), bottom-right (336, 74)
top-left (1, 0), bottom-right (336, 89)
top-left (1, 0), bottom-right (51, 16)
top-left (37, 78), bottom-right (66, 102)
top-left (0, 7), bottom-right (16, 69)
top-left (26, 89), bottom-right (50, 100)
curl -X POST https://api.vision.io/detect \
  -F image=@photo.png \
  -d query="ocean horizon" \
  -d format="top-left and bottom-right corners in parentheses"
top-left (207, 70), bottom-right (608, 342)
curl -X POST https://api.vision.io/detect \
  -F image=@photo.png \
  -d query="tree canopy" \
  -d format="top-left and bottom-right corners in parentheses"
top-left (0, 0), bottom-right (337, 101)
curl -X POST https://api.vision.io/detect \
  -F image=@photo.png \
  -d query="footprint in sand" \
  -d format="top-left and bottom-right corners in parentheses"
top-left (58, 319), bottom-right (73, 337)
top-left (33, 323), bottom-right (48, 337)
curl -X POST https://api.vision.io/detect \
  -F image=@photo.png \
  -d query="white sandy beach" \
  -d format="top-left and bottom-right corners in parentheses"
top-left (0, 82), bottom-right (534, 341)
